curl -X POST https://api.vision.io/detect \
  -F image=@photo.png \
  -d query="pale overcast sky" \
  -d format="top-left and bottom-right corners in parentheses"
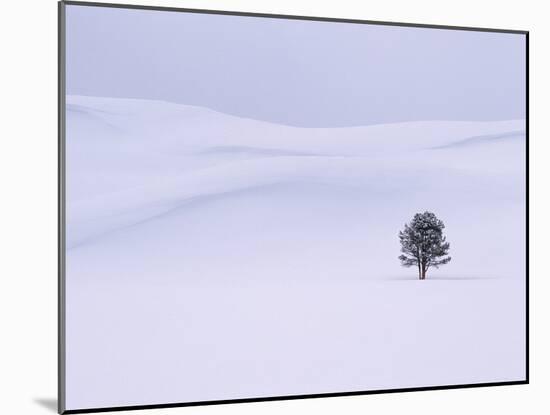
top-left (65, 4), bottom-right (526, 127)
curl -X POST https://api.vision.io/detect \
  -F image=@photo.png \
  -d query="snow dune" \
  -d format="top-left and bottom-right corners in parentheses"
top-left (66, 95), bottom-right (525, 253)
top-left (65, 95), bottom-right (526, 410)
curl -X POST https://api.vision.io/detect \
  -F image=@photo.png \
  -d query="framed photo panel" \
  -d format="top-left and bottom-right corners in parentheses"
top-left (59, 1), bottom-right (528, 413)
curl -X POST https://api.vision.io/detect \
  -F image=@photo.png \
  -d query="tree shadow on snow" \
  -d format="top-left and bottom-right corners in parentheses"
top-left (385, 275), bottom-right (499, 281)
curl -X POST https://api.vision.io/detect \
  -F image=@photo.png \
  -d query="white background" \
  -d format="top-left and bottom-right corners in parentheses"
top-left (0, 0), bottom-right (544, 414)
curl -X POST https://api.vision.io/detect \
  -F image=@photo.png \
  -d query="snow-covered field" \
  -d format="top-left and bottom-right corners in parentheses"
top-left (65, 95), bottom-right (526, 410)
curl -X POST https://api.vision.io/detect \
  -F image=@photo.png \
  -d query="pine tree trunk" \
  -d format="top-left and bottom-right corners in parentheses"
top-left (420, 264), bottom-right (426, 280)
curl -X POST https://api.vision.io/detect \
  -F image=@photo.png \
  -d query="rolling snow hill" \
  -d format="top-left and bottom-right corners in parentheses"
top-left (64, 95), bottom-right (526, 409)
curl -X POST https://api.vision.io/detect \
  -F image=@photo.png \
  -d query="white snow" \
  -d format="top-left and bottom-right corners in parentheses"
top-left (65, 95), bottom-right (526, 410)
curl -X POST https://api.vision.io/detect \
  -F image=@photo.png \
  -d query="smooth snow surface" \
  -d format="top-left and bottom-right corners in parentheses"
top-left (65, 95), bottom-right (526, 409)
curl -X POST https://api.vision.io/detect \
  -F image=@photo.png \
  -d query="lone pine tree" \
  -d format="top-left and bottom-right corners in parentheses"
top-left (398, 211), bottom-right (451, 280)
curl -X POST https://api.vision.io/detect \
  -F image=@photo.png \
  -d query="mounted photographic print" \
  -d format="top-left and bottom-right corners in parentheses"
top-left (58, 1), bottom-right (528, 413)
